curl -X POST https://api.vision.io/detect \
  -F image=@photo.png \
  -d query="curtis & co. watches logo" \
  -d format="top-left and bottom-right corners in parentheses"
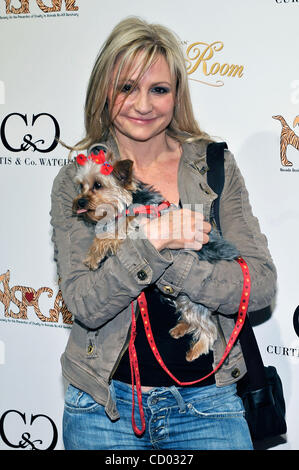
top-left (0, 112), bottom-right (71, 167)
top-left (0, 112), bottom-right (60, 153)
top-left (0, 409), bottom-right (58, 450)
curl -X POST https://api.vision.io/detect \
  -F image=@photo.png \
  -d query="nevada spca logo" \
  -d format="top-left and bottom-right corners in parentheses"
top-left (4, 0), bottom-right (79, 15)
top-left (273, 114), bottom-right (299, 168)
top-left (0, 270), bottom-right (72, 327)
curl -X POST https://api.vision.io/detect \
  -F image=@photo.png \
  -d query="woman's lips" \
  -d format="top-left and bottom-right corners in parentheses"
top-left (126, 116), bottom-right (157, 124)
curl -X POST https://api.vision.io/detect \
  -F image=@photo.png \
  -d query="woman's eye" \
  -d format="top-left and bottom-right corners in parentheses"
top-left (152, 86), bottom-right (170, 94)
top-left (93, 182), bottom-right (102, 190)
top-left (120, 83), bottom-right (132, 93)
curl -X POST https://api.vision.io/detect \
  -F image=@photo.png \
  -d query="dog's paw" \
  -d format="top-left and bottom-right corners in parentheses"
top-left (169, 322), bottom-right (189, 339)
top-left (83, 256), bottom-right (99, 271)
top-left (186, 339), bottom-right (210, 362)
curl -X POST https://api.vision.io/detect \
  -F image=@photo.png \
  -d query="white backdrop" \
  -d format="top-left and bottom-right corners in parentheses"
top-left (0, 0), bottom-right (298, 450)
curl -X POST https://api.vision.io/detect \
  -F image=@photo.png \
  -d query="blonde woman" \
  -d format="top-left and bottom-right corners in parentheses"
top-left (50, 17), bottom-right (276, 450)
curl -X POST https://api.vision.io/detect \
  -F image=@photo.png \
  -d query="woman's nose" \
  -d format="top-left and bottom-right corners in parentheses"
top-left (133, 90), bottom-right (152, 114)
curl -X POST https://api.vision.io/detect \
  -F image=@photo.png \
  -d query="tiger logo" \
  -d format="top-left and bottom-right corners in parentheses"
top-left (5, 0), bottom-right (78, 14)
top-left (273, 115), bottom-right (299, 167)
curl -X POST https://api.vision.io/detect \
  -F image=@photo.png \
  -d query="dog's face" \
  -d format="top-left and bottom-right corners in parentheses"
top-left (72, 153), bottom-right (136, 223)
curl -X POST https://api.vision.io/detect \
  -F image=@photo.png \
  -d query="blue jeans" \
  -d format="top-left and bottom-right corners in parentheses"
top-left (63, 380), bottom-right (253, 450)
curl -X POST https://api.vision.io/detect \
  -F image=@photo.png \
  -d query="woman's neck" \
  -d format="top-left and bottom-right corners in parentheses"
top-left (115, 131), bottom-right (180, 171)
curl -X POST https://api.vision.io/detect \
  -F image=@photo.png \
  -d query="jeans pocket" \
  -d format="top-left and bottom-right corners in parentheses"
top-left (64, 384), bottom-right (100, 412)
top-left (187, 386), bottom-right (245, 419)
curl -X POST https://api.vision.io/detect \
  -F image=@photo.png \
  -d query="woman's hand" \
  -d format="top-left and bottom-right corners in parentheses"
top-left (140, 208), bottom-right (211, 252)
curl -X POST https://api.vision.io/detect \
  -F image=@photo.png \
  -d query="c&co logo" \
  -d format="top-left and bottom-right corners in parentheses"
top-left (1, 112), bottom-right (60, 153)
top-left (184, 41), bottom-right (244, 88)
top-left (293, 305), bottom-right (299, 338)
top-left (0, 409), bottom-right (58, 450)
top-left (2, 0), bottom-right (79, 18)
top-left (266, 306), bottom-right (299, 360)
top-left (0, 112), bottom-right (71, 166)
top-left (0, 270), bottom-right (72, 328)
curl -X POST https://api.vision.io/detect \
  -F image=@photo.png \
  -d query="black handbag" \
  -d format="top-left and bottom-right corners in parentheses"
top-left (206, 142), bottom-right (287, 442)
top-left (236, 317), bottom-right (287, 441)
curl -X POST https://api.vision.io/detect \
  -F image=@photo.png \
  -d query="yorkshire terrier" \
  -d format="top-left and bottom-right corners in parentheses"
top-left (72, 147), bottom-right (239, 361)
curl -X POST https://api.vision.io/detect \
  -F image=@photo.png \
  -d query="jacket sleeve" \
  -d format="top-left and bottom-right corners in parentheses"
top-left (156, 150), bottom-right (277, 315)
top-left (50, 163), bottom-right (173, 329)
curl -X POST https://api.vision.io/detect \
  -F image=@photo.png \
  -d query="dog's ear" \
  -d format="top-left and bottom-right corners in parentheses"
top-left (113, 159), bottom-right (134, 186)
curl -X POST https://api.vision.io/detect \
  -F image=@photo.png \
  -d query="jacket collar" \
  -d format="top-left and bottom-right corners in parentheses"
top-left (178, 140), bottom-right (217, 219)
top-left (91, 136), bottom-right (217, 218)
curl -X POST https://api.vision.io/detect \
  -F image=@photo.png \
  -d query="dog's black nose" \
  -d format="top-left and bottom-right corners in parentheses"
top-left (77, 198), bottom-right (87, 208)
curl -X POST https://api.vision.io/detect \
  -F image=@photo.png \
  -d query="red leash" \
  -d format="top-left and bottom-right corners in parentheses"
top-left (128, 256), bottom-right (251, 436)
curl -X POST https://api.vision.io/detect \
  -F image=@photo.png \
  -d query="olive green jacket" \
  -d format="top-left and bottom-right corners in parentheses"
top-left (50, 138), bottom-right (277, 420)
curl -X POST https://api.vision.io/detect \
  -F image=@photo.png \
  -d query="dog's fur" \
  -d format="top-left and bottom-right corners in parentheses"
top-left (72, 150), bottom-right (239, 361)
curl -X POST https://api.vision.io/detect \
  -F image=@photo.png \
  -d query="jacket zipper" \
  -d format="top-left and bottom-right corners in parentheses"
top-left (110, 196), bottom-right (222, 380)
top-left (209, 200), bottom-right (219, 231)
top-left (184, 162), bottom-right (227, 366)
top-left (215, 314), bottom-right (229, 365)
top-left (209, 201), bottom-right (229, 364)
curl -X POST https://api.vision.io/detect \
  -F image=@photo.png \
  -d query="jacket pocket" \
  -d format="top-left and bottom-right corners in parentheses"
top-left (85, 330), bottom-right (99, 359)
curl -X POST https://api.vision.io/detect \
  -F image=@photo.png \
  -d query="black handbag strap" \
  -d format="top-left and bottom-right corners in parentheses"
top-left (206, 142), bottom-right (227, 234)
top-left (206, 142), bottom-right (267, 390)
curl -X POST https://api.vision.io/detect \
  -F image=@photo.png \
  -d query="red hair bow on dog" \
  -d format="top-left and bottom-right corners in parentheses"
top-left (76, 150), bottom-right (113, 175)
top-left (76, 153), bottom-right (88, 165)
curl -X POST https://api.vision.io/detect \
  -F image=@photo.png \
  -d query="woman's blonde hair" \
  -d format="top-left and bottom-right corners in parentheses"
top-left (69, 16), bottom-right (209, 153)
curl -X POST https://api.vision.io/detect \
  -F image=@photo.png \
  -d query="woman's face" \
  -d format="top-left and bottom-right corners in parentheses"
top-left (107, 54), bottom-right (176, 144)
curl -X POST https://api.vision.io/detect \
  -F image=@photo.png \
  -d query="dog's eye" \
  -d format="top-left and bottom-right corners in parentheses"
top-left (93, 182), bottom-right (102, 190)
